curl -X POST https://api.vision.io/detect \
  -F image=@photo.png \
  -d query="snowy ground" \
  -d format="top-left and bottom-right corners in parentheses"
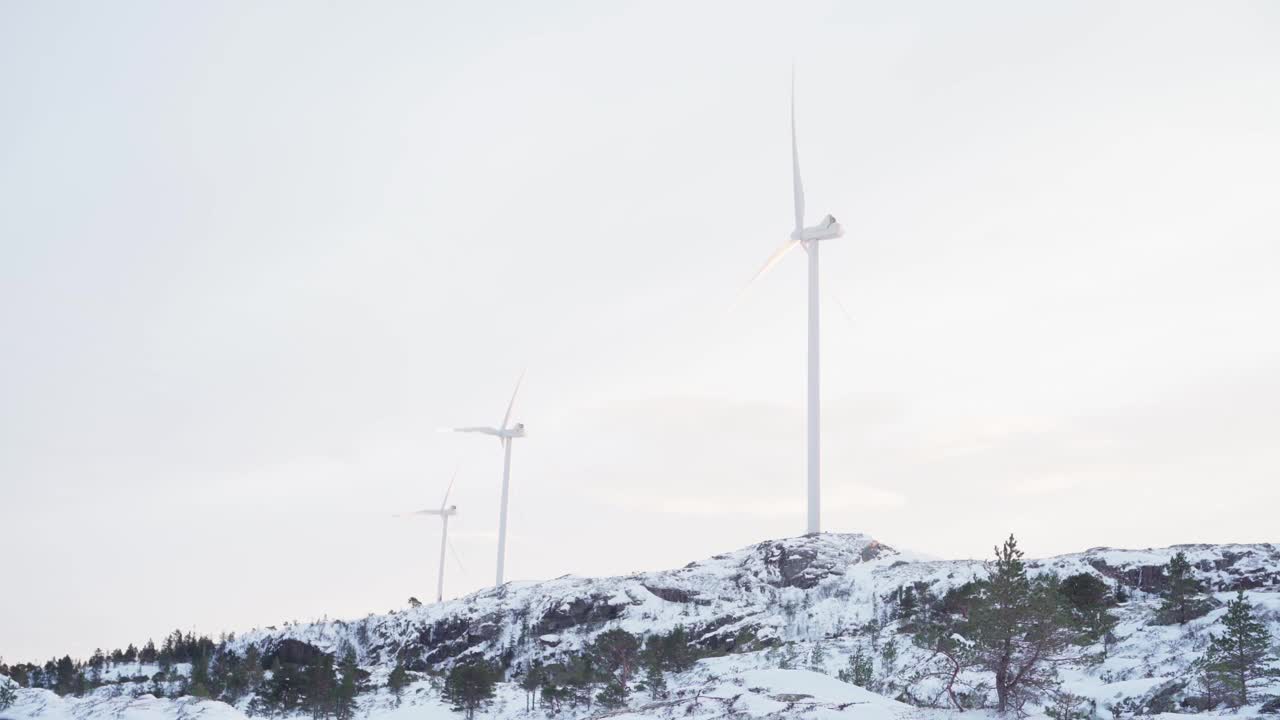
top-left (4, 534), bottom-right (1277, 719)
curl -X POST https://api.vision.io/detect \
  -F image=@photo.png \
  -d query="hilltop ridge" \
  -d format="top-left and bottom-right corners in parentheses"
top-left (4, 533), bottom-right (1278, 719)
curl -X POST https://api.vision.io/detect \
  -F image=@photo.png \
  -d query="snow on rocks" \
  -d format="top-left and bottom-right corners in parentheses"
top-left (5, 533), bottom-right (1278, 720)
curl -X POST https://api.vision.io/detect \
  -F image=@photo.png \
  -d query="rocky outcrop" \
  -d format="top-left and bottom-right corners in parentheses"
top-left (412, 612), bottom-right (505, 667)
top-left (262, 639), bottom-right (329, 667)
top-left (534, 594), bottom-right (626, 636)
top-left (643, 585), bottom-right (701, 604)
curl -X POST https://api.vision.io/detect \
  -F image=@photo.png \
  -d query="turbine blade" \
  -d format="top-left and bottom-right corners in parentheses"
top-left (750, 238), bottom-right (802, 287)
top-left (452, 426), bottom-right (499, 435)
top-left (500, 370), bottom-right (524, 431)
top-left (440, 466), bottom-right (459, 510)
top-left (791, 68), bottom-right (805, 235)
top-left (401, 509), bottom-right (444, 517)
top-left (448, 538), bottom-right (467, 576)
top-left (730, 238), bottom-right (802, 313)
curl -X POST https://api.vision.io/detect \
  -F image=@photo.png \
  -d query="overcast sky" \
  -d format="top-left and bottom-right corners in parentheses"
top-left (3, 1), bottom-right (1279, 663)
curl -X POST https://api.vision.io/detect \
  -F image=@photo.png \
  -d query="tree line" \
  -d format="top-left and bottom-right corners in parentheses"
top-left (3, 538), bottom-right (1274, 717)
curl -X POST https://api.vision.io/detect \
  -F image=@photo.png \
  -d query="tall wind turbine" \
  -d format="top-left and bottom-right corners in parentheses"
top-left (748, 73), bottom-right (843, 535)
top-left (451, 373), bottom-right (526, 586)
top-left (404, 469), bottom-right (460, 603)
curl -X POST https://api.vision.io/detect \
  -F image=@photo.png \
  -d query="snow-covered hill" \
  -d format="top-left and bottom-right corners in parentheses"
top-left (5, 533), bottom-right (1279, 720)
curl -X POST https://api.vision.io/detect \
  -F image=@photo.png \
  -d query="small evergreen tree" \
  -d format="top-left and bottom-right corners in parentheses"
top-left (267, 659), bottom-right (305, 714)
top-left (386, 659), bottom-right (410, 706)
top-left (1202, 591), bottom-right (1276, 707)
top-left (305, 655), bottom-right (337, 719)
top-left (54, 656), bottom-right (76, 696)
top-left (1158, 552), bottom-right (1207, 625)
top-left (0, 677), bottom-right (17, 711)
top-left (838, 644), bottom-right (874, 687)
top-left (518, 661), bottom-right (544, 711)
top-left (596, 679), bottom-right (628, 709)
top-left (809, 641), bottom-right (828, 674)
top-left (879, 637), bottom-right (900, 693)
top-left (244, 645), bottom-right (264, 692)
top-left (333, 647), bottom-right (359, 720)
top-left (442, 660), bottom-right (497, 720)
top-left (969, 534), bottom-right (1073, 714)
top-left (1058, 573), bottom-right (1118, 652)
top-left (589, 628), bottom-right (640, 704)
top-left (642, 660), bottom-right (668, 699)
top-left (190, 651), bottom-right (213, 698)
top-left (565, 652), bottom-right (600, 709)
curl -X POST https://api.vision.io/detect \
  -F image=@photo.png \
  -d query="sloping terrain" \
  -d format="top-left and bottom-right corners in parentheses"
top-left (4, 533), bottom-right (1278, 719)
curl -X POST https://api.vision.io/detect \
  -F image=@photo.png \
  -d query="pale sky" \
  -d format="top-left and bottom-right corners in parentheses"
top-left (2, 1), bottom-right (1279, 663)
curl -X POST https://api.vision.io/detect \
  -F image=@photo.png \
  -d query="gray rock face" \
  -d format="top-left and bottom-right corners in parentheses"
top-left (1088, 560), bottom-right (1170, 594)
top-left (262, 639), bottom-right (329, 667)
top-left (643, 585), bottom-right (699, 604)
top-left (412, 612), bottom-right (505, 667)
top-left (533, 594), bottom-right (626, 636)
top-left (769, 542), bottom-right (824, 589)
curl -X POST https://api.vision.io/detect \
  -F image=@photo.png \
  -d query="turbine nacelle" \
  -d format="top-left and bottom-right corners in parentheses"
top-left (792, 214), bottom-right (843, 243)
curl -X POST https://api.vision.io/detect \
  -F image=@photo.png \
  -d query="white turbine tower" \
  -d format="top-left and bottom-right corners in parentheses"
top-left (404, 469), bottom-right (460, 603)
top-left (748, 73), bottom-right (843, 535)
top-left (451, 373), bottom-right (525, 586)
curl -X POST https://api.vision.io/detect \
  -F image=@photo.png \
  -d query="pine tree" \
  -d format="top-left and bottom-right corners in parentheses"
top-left (442, 660), bottom-right (497, 720)
top-left (879, 637), bottom-right (900, 693)
top-left (563, 653), bottom-right (599, 708)
top-left (809, 641), bottom-right (828, 673)
top-left (1203, 591), bottom-right (1276, 707)
top-left (243, 645), bottom-right (264, 697)
top-left (305, 655), bottom-right (337, 719)
top-left (212, 649), bottom-right (244, 702)
top-left (969, 534), bottom-right (1073, 714)
top-left (267, 659), bottom-right (305, 714)
top-left (595, 679), bottom-right (628, 709)
top-left (140, 640), bottom-right (158, 664)
top-left (1058, 573), bottom-right (1118, 653)
top-left (838, 644), bottom-right (874, 687)
top-left (0, 677), bottom-right (17, 711)
top-left (589, 628), bottom-right (640, 703)
top-left (333, 647), bottom-right (359, 720)
top-left (518, 661), bottom-right (544, 711)
top-left (642, 660), bottom-right (668, 700)
top-left (386, 659), bottom-right (410, 706)
top-left (54, 656), bottom-right (76, 696)
top-left (1158, 552), bottom-right (1207, 625)
top-left (190, 651), bottom-right (212, 698)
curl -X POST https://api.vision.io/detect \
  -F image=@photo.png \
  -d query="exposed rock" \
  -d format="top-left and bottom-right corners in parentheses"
top-left (643, 585), bottom-right (697, 604)
top-left (1143, 679), bottom-right (1187, 715)
top-left (861, 541), bottom-right (890, 562)
top-left (262, 639), bottom-right (329, 667)
top-left (763, 541), bottom-right (827, 589)
top-left (1088, 560), bottom-right (1169, 594)
top-left (413, 612), bottom-right (504, 666)
top-left (534, 594), bottom-right (625, 635)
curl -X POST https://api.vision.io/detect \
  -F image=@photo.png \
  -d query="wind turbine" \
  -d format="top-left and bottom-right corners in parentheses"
top-left (451, 373), bottom-right (526, 586)
top-left (748, 72), bottom-right (843, 535)
top-left (403, 469), bottom-right (460, 603)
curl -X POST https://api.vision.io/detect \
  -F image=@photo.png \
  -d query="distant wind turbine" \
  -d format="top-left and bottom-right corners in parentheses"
top-left (747, 72), bottom-right (844, 535)
top-left (451, 373), bottom-right (526, 586)
top-left (403, 469), bottom-right (460, 603)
